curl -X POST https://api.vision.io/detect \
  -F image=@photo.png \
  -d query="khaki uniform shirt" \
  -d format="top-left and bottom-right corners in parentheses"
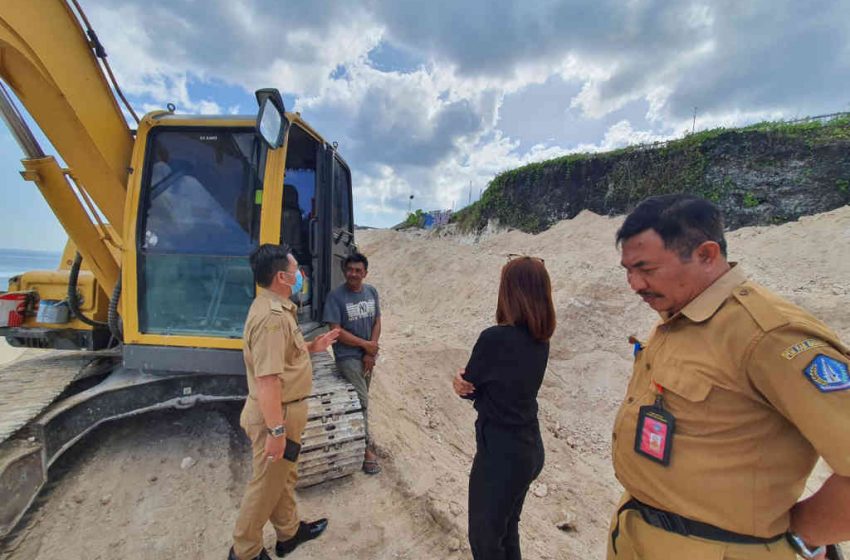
top-left (612, 264), bottom-right (850, 538)
top-left (243, 288), bottom-right (313, 403)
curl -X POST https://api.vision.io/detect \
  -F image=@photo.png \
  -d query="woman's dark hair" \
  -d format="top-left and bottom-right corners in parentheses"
top-left (343, 252), bottom-right (369, 271)
top-left (616, 194), bottom-right (727, 259)
top-left (250, 243), bottom-right (292, 287)
top-left (496, 257), bottom-right (556, 342)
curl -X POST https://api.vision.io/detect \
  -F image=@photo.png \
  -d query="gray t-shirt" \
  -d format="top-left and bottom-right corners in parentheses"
top-left (322, 283), bottom-right (381, 361)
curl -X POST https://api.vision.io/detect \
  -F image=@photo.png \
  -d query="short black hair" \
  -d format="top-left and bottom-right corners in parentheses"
top-left (616, 194), bottom-right (727, 259)
top-left (250, 243), bottom-right (293, 287)
top-left (343, 252), bottom-right (368, 271)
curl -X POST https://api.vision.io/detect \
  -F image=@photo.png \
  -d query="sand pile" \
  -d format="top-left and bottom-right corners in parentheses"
top-left (358, 205), bottom-right (850, 559)
top-left (2, 205), bottom-right (848, 559)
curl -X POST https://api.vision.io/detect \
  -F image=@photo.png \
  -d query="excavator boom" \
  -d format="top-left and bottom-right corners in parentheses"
top-left (0, 0), bottom-right (133, 232)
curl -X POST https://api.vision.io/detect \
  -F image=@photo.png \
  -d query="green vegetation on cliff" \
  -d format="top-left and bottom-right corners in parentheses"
top-left (454, 114), bottom-right (850, 233)
top-left (400, 209), bottom-right (426, 228)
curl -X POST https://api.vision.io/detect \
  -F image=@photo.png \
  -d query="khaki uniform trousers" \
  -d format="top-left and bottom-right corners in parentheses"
top-left (233, 399), bottom-right (309, 560)
top-left (606, 495), bottom-right (796, 560)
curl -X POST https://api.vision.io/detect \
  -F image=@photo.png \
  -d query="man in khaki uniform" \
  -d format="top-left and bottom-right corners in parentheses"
top-left (229, 244), bottom-right (339, 560)
top-left (608, 194), bottom-right (850, 560)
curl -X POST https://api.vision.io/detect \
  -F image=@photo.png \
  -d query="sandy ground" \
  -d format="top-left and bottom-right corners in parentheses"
top-left (0, 340), bottom-right (25, 368)
top-left (1, 205), bottom-right (849, 559)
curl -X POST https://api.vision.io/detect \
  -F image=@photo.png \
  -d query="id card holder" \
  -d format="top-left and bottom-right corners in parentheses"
top-left (634, 395), bottom-right (675, 466)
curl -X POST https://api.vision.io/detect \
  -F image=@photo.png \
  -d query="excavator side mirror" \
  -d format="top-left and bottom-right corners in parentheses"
top-left (255, 88), bottom-right (288, 149)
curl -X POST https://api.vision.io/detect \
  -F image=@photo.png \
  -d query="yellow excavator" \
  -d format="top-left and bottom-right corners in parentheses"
top-left (0, 0), bottom-right (365, 538)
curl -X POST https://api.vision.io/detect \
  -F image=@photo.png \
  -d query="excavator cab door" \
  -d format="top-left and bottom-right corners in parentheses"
top-left (134, 127), bottom-right (265, 339)
top-left (314, 145), bottom-right (355, 313)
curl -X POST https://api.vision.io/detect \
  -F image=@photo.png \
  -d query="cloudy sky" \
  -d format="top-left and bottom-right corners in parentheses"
top-left (2, 0), bottom-right (849, 251)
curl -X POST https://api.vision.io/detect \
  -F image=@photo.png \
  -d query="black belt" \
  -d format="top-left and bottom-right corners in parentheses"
top-left (611, 498), bottom-right (783, 553)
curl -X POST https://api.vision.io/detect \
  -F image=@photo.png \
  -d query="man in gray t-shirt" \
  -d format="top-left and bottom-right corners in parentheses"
top-left (322, 252), bottom-right (382, 474)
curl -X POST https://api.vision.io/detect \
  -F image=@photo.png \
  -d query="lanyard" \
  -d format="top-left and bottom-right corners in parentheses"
top-left (652, 381), bottom-right (664, 407)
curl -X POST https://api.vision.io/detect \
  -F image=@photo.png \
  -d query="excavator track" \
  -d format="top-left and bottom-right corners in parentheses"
top-left (299, 352), bottom-right (366, 487)
top-left (0, 351), bottom-right (101, 442)
top-left (0, 349), bottom-right (365, 538)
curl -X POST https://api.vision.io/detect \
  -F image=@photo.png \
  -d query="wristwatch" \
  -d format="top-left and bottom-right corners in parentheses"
top-left (786, 532), bottom-right (826, 559)
top-left (267, 425), bottom-right (286, 438)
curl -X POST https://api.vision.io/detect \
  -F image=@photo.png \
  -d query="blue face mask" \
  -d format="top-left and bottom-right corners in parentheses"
top-left (290, 269), bottom-right (303, 295)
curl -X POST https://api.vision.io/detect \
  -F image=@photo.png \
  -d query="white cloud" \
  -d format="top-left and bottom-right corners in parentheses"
top-left (556, 120), bottom-right (672, 156)
top-left (88, 0), bottom-right (384, 100)
top-left (5, 0), bottom-right (849, 247)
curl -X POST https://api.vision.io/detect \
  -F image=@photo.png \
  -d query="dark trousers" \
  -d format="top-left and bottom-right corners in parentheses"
top-left (468, 418), bottom-right (545, 560)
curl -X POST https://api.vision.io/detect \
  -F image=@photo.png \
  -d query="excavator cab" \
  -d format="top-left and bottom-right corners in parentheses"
top-left (122, 108), bottom-right (355, 357)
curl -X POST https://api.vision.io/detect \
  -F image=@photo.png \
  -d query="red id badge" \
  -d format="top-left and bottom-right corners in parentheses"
top-left (634, 400), bottom-right (675, 466)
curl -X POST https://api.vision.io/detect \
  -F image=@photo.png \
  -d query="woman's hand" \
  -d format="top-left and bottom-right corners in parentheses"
top-left (452, 368), bottom-right (476, 397)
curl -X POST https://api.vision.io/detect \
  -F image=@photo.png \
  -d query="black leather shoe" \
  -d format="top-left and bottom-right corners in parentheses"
top-left (275, 519), bottom-right (329, 557)
top-left (228, 546), bottom-right (272, 560)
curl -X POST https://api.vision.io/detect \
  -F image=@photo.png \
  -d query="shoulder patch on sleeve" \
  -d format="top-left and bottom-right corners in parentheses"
top-left (733, 286), bottom-right (789, 333)
top-left (781, 338), bottom-right (829, 360)
top-left (804, 354), bottom-right (850, 392)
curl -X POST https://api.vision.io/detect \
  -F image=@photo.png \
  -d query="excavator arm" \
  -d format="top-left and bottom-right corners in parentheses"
top-left (0, 0), bottom-right (133, 294)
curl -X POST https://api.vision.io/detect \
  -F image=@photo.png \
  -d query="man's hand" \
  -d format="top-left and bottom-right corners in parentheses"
top-left (790, 473), bottom-right (850, 552)
top-left (265, 433), bottom-right (285, 462)
top-left (309, 328), bottom-right (340, 353)
top-left (363, 354), bottom-right (376, 374)
top-left (362, 340), bottom-right (380, 356)
top-left (452, 368), bottom-right (475, 397)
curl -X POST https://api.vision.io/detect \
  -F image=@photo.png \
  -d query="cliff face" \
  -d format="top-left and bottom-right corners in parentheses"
top-left (455, 116), bottom-right (850, 232)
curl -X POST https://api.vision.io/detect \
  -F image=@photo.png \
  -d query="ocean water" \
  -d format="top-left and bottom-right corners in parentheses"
top-left (0, 248), bottom-right (63, 291)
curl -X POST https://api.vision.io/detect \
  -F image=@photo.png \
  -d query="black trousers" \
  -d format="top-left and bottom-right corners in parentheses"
top-left (468, 417), bottom-right (545, 560)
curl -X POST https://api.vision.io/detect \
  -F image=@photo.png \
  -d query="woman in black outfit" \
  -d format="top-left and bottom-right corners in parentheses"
top-left (452, 255), bottom-right (556, 560)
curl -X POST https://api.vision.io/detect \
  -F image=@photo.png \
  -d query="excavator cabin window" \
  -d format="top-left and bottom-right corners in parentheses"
top-left (282, 124), bottom-right (319, 310)
top-left (137, 128), bottom-right (266, 338)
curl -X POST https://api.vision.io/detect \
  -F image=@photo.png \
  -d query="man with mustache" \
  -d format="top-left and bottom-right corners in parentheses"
top-left (323, 252), bottom-right (383, 474)
top-left (608, 194), bottom-right (850, 560)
